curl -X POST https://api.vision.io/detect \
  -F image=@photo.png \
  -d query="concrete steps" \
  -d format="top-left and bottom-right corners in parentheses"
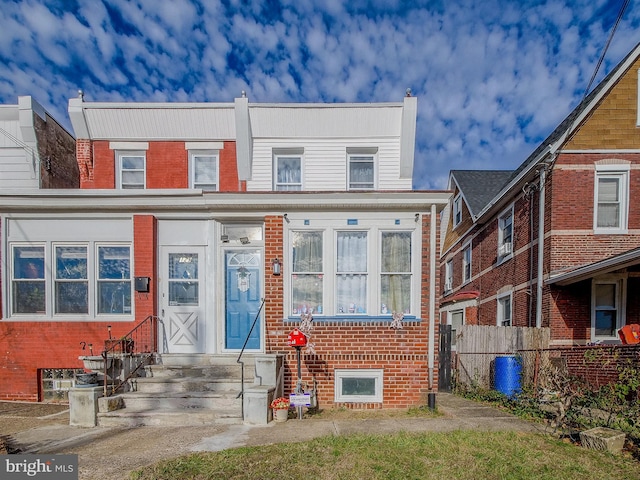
top-left (97, 355), bottom-right (254, 427)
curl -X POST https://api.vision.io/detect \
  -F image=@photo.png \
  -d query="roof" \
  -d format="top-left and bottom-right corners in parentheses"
top-left (450, 170), bottom-right (513, 218)
top-left (546, 246), bottom-right (640, 286)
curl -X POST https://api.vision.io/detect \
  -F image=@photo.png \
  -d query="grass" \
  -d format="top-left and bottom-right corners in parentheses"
top-left (130, 430), bottom-right (640, 480)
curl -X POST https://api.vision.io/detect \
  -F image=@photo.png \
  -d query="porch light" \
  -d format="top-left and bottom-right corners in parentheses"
top-left (272, 257), bottom-right (281, 276)
top-left (240, 236), bottom-right (250, 245)
top-left (220, 234), bottom-right (229, 243)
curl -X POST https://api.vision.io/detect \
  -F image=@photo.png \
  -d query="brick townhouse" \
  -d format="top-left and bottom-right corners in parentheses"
top-left (0, 92), bottom-right (450, 408)
top-left (440, 42), bottom-right (640, 346)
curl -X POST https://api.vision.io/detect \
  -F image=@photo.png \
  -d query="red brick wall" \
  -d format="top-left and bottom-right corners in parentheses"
top-left (79, 140), bottom-right (240, 191)
top-left (133, 215), bottom-right (158, 322)
top-left (264, 213), bottom-right (436, 409)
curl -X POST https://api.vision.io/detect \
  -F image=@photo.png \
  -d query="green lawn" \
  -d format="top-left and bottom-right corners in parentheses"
top-left (131, 430), bottom-right (640, 480)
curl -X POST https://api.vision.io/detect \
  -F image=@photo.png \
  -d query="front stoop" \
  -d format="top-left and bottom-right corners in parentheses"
top-left (96, 354), bottom-right (256, 427)
top-left (579, 427), bottom-right (626, 454)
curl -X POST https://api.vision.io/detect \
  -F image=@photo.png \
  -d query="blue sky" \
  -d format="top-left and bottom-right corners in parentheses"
top-left (1, 0), bottom-right (638, 189)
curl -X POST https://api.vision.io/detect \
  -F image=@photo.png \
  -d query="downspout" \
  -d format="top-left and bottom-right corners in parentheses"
top-left (536, 166), bottom-right (546, 328)
top-left (428, 203), bottom-right (436, 390)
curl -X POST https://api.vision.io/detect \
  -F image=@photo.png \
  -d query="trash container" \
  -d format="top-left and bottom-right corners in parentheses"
top-left (494, 355), bottom-right (521, 398)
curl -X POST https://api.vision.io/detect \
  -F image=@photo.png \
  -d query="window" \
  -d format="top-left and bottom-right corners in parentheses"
top-left (498, 207), bottom-right (513, 259)
top-left (9, 242), bottom-right (132, 318)
top-left (348, 154), bottom-right (375, 190)
top-left (11, 245), bottom-right (46, 314)
top-left (497, 293), bottom-right (512, 326)
top-left (336, 231), bottom-right (368, 314)
top-left (594, 167), bottom-right (629, 233)
top-left (97, 246), bottom-right (132, 314)
top-left (335, 369), bottom-right (383, 403)
top-left (291, 231), bottom-right (324, 315)
top-left (444, 259), bottom-right (453, 292)
top-left (55, 246), bottom-right (88, 314)
top-left (462, 243), bottom-right (472, 284)
top-left (168, 253), bottom-right (199, 306)
top-left (41, 368), bottom-right (84, 402)
top-left (117, 151), bottom-right (145, 189)
top-left (592, 278), bottom-right (625, 339)
top-left (453, 194), bottom-right (462, 227)
top-left (274, 155), bottom-right (302, 190)
top-left (189, 151), bottom-right (218, 190)
top-left (380, 232), bottom-right (411, 314)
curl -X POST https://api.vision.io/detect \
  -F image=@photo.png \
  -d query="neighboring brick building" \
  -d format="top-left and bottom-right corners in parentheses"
top-left (440, 42), bottom-right (640, 346)
top-left (0, 93), bottom-right (450, 405)
top-left (0, 96), bottom-right (77, 190)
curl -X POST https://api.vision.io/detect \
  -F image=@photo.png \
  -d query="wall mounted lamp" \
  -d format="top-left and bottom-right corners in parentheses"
top-left (221, 234), bottom-right (229, 243)
top-left (272, 257), bottom-right (281, 276)
top-left (415, 213), bottom-right (420, 222)
top-left (240, 236), bottom-right (250, 245)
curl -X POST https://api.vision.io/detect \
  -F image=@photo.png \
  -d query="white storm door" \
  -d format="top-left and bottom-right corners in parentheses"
top-left (161, 247), bottom-right (206, 353)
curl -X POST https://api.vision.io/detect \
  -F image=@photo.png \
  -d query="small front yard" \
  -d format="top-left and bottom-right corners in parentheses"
top-left (131, 429), bottom-right (640, 480)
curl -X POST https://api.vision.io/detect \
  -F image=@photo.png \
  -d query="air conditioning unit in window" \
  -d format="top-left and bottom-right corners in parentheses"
top-left (498, 242), bottom-right (512, 257)
top-left (444, 280), bottom-right (453, 291)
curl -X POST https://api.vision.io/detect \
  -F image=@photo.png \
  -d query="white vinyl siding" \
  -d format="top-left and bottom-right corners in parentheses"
top-left (0, 118), bottom-right (39, 189)
top-left (247, 139), bottom-right (410, 191)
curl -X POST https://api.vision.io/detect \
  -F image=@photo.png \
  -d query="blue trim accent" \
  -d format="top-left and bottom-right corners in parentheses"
top-left (304, 220), bottom-right (309, 225)
top-left (347, 219), bottom-right (358, 225)
top-left (285, 315), bottom-right (419, 323)
top-left (395, 219), bottom-right (400, 225)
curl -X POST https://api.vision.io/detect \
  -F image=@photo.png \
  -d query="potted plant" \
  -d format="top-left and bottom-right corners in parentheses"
top-left (270, 396), bottom-right (290, 422)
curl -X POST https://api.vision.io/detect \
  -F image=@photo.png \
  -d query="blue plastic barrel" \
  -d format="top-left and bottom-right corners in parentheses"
top-left (494, 356), bottom-right (522, 398)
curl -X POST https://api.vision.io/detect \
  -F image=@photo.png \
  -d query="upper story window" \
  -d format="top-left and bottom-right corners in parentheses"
top-left (592, 276), bottom-right (625, 340)
top-left (462, 243), bottom-right (472, 284)
top-left (348, 153), bottom-right (375, 190)
top-left (498, 206), bottom-right (513, 260)
top-left (117, 151), bottom-right (146, 189)
top-left (497, 292), bottom-right (512, 326)
top-left (445, 259), bottom-right (453, 292)
top-left (189, 150), bottom-right (218, 191)
top-left (274, 153), bottom-right (302, 191)
top-left (594, 164), bottom-right (629, 233)
top-left (453, 193), bottom-right (462, 227)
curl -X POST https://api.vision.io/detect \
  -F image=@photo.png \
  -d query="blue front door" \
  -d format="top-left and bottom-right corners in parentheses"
top-left (224, 249), bottom-right (261, 350)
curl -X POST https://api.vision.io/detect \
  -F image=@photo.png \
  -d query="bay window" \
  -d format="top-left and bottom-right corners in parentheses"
top-left (380, 231), bottom-right (411, 315)
top-left (11, 245), bottom-right (46, 314)
top-left (337, 231), bottom-right (368, 314)
top-left (55, 246), bottom-right (88, 314)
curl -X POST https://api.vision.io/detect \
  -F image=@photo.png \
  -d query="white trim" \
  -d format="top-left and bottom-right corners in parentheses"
top-left (188, 150), bottom-right (219, 191)
top-left (444, 259), bottom-right (453, 292)
top-left (185, 142), bottom-right (224, 150)
top-left (497, 204), bottom-right (514, 262)
top-left (462, 241), bottom-right (472, 284)
top-left (347, 151), bottom-right (377, 190)
top-left (335, 369), bottom-right (383, 403)
top-left (591, 275), bottom-right (626, 341)
top-left (497, 291), bottom-right (512, 326)
top-left (593, 166), bottom-right (629, 234)
top-left (109, 142), bottom-right (149, 150)
top-left (453, 193), bottom-right (462, 228)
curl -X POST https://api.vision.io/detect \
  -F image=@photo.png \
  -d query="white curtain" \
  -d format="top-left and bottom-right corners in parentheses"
top-left (337, 232), bottom-right (367, 314)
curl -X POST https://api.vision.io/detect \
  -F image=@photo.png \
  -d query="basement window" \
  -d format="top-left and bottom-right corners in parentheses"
top-left (41, 368), bottom-right (84, 403)
top-left (335, 369), bottom-right (383, 403)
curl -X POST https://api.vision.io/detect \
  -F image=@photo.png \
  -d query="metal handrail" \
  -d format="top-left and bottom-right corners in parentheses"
top-left (102, 315), bottom-right (159, 396)
top-left (236, 297), bottom-right (266, 420)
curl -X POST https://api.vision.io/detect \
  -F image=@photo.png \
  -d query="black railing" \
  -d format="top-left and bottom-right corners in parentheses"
top-left (102, 315), bottom-right (159, 396)
top-left (236, 297), bottom-right (266, 420)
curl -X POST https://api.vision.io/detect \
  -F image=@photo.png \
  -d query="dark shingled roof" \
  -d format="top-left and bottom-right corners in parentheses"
top-left (450, 170), bottom-right (513, 218)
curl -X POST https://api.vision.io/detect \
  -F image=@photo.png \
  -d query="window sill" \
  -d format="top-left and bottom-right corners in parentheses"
top-left (593, 228), bottom-right (628, 235)
top-left (496, 254), bottom-right (513, 265)
top-left (285, 315), bottom-right (418, 323)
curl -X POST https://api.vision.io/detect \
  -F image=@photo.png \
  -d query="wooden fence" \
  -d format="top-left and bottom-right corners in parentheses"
top-left (455, 325), bottom-right (550, 390)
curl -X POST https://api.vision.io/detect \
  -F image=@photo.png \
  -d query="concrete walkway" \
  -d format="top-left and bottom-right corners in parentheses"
top-left (7, 393), bottom-right (546, 480)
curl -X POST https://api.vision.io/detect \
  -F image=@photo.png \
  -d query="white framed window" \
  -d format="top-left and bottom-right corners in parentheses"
top-left (462, 243), bottom-right (472, 284)
top-left (450, 309), bottom-right (464, 348)
top-left (335, 369), bottom-right (383, 403)
top-left (348, 153), bottom-right (375, 190)
top-left (591, 276), bottom-right (626, 340)
top-left (274, 154), bottom-right (302, 191)
top-left (497, 206), bottom-right (513, 260)
top-left (594, 165), bottom-right (629, 233)
top-left (444, 259), bottom-right (453, 292)
top-left (453, 193), bottom-right (462, 227)
top-left (291, 231), bottom-right (324, 315)
top-left (11, 245), bottom-right (46, 315)
top-left (286, 216), bottom-right (419, 318)
top-left (189, 150), bottom-right (218, 191)
top-left (117, 151), bottom-right (146, 189)
top-left (497, 292), bottom-right (512, 326)
top-left (336, 231), bottom-right (368, 314)
top-left (380, 231), bottom-right (412, 315)
top-left (9, 242), bottom-right (132, 318)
